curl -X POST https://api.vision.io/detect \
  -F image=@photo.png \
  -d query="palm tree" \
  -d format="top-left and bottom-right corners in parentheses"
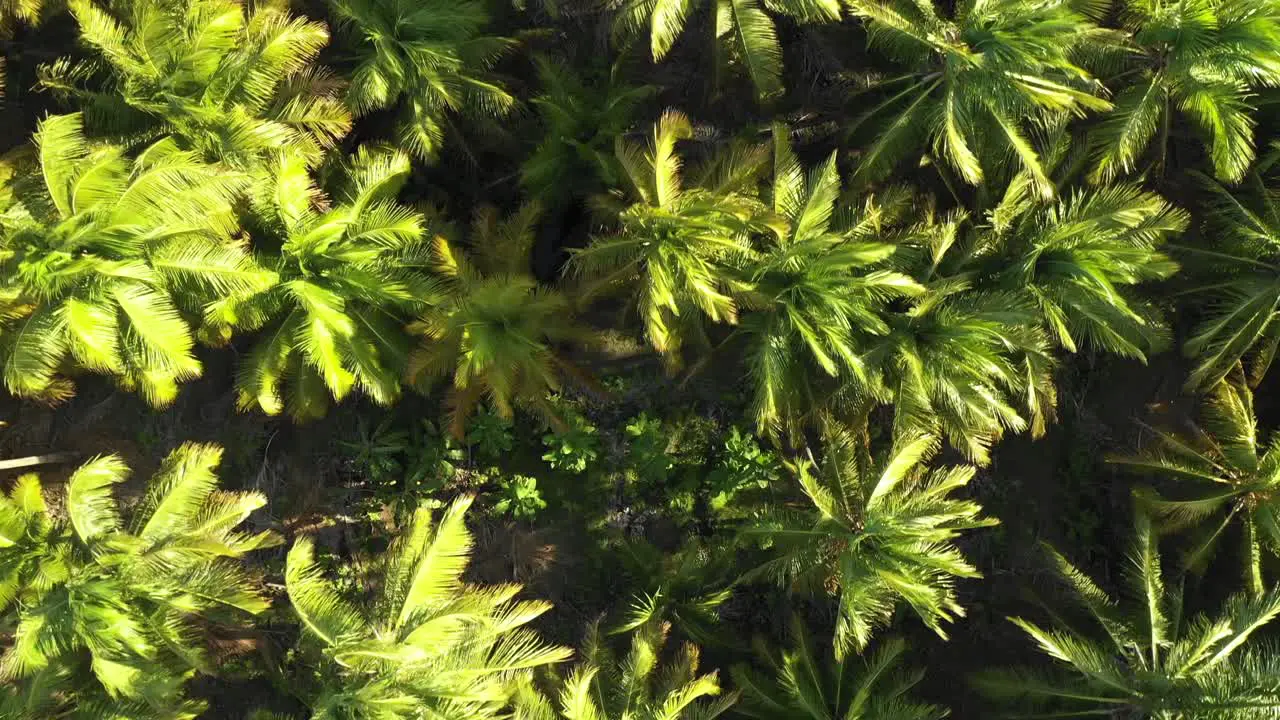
top-left (325, 0), bottom-right (515, 162)
top-left (851, 214), bottom-right (1058, 462)
top-left (609, 0), bottom-right (842, 99)
top-left (1113, 369), bottom-right (1280, 596)
top-left (40, 0), bottom-right (350, 170)
top-left (520, 58), bottom-right (656, 210)
top-left (1178, 160), bottom-right (1280, 390)
top-left (609, 537), bottom-right (736, 649)
top-left (975, 512), bottom-right (1280, 718)
top-left (284, 495), bottom-right (572, 720)
top-left (210, 148), bottom-right (430, 421)
top-left (732, 618), bottom-right (947, 720)
top-left (975, 182), bottom-right (1185, 362)
top-left (736, 130), bottom-right (922, 439)
top-left (515, 618), bottom-right (737, 720)
top-left (0, 443), bottom-right (279, 716)
top-left (742, 428), bottom-right (995, 658)
top-left (406, 204), bottom-right (590, 438)
top-left (1089, 0), bottom-right (1280, 183)
top-left (844, 0), bottom-right (1111, 196)
top-left (571, 110), bottom-right (772, 368)
top-left (0, 113), bottom-right (272, 406)
top-left (0, 0), bottom-right (45, 30)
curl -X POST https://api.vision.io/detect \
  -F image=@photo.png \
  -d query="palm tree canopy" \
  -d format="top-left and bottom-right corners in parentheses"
top-left (1179, 158), bottom-right (1280, 391)
top-left (326, 0), bottom-right (516, 161)
top-left (976, 511), bottom-right (1280, 719)
top-left (1114, 368), bottom-right (1280, 595)
top-left (520, 58), bottom-right (657, 209)
top-left (407, 204), bottom-right (590, 438)
top-left (846, 0), bottom-right (1112, 196)
top-left (742, 429), bottom-right (995, 658)
top-left (572, 110), bottom-right (773, 367)
top-left (1090, 0), bottom-right (1280, 183)
top-left (213, 148), bottom-right (431, 421)
top-left (738, 130), bottom-right (923, 439)
top-left (41, 0), bottom-right (351, 170)
top-left (0, 113), bottom-right (273, 406)
top-left (975, 182), bottom-right (1185, 361)
top-left (516, 618), bottom-right (737, 720)
top-left (610, 0), bottom-right (842, 98)
top-left (285, 495), bottom-right (572, 720)
top-left (849, 212), bottom-right (1058, 462)
top-left (732, 618), bottom-right (947, 720)
top-left (0, 443), bottom-right (278, 714)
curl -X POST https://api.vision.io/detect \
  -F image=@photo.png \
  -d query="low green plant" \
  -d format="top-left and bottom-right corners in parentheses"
top-left (466, 408), bottom-right (515, 461)
top-left (706, 427), bottom-right (782, 515)
top-left (402, 420), bottom-right (464, 498)
top-left (340, 417), bottom-right (410, 486)
top-left (624, 412), bottom-right (673, 486)
top-left (492, 475), bottom-right (547, 521)
top-left (541, 412), bottom-right (600, 474)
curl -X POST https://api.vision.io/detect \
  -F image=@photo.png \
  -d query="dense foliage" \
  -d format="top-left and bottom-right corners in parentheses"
top-left (4, 0), bottom-right (1280, 717)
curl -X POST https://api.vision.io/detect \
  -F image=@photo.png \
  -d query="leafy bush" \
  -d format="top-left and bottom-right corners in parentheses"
top-left (492, 474), bottom-right (547, 520)
top-left (541, 411), bottom-right (600, 474)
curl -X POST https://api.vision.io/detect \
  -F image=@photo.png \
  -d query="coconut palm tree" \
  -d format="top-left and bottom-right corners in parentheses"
top-left (40, 0), bottom-right (350, 170)
top-left (732, 618), bottom-right (947, 720)
top-left (1178, 159), bottom-right (1280, 390)
top-left (0, 443), bottom-right (279, 717)
top-left (284, 495), bottom-right (572, 720)
top-left (324, 0), bottom-right (515, 162)
top-left (1113, 368), bottom-right (1280, 596)
top-left (406, 204), bottom-right (591, 438)
top-left (975, 512), bottom-right (1280, 718)
top-left (520, 58), bottom-right (656, 210)
top-left (844, 0), bottom-right (1111, 196)
top-left (609, 537), bottom-right (736, 649)
top-left (515, 618), bottom-right (737, 720)
top-left (975, 182), bottom-right (1185, 362)
top-left (209, 148), bottom-right (430, 421)
top-left (850, 213), bottom-right (1059, 462)
top-left (1089, 0), bottom-right (1280, 183)
top-left (609, 0), bottom-right (842, 99)
top-left (0, 113), bottom-right (272, 406)
top-left (571, 110), bottom-right (773, 368)
top-left (736, 130), bottom-right (922, 439)
top-left (742, 428), bottom-right (995, 658)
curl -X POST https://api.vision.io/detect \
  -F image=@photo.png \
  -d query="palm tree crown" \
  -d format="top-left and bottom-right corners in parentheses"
top-left (42, 0), bottom-right (351, 170)
top-left (211, 148), bottom-right (430, 421)
top-left (1179, 160), bottom-right (1280, 390)
top-left (572, 110), bottom-right (772, 367)
top-left (850, 214), bottom-right (1057, 462)
top-left (0, 113), bottom-right (271, 406)
top-left (1115, 369), bottom-right (1280, 595)
top-left (846, 0), bottom-right (1111, 196)
top-left (516, 617), bottom-right (737, 720)
top-left (976, 512), bottom-right (1280, 718)
top-left (1090, 0), bottom-right (1280, 183)
top-left (738, 132), bottom-right (922, 439)
top-left (732, 619), bottom-right (947, 720)
top-left (407, 204), bottom-right (590, 438)
top-left (610, 0), bottom-right (842, 98)
top-left (743, 429), bottom-right (995, 658)
top-left (521, 58), bottom-right (656, 209)
top-left (325, 0), bottom-right (516, 162)
top-left (285, 495), bottom-right (572, 720)
top-left (0, 443), bottom-right (278, 716)
top-left (975, 182), bottom-right (1185, 361)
